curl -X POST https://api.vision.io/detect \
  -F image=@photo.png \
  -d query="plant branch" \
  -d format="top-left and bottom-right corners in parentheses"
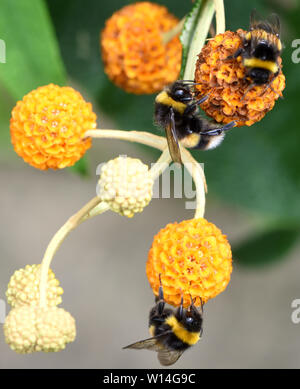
top-left (149, 146), bottom-right (172, 180)
top-left (84, 129), bottom-right (167, 151)
top-left (213, 0), bottom-right (225, 34)
top-left (181, 148), bottom-right (207, 219)
top-left (39, 196), bottom-right (104, 308)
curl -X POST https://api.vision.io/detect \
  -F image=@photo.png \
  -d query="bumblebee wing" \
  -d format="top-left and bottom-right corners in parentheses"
top-left (165, 109), bottom-right (182, 164)
top-left (157, 349), bottom-right (184, 366)
top-left (123, 332), bottom-right (172, 352)
top-left (250, 9), bottom-right (260, 29)
top-left (250, 9), bottom-right (280, 36)
top-left (269, 13), bottom-right (280, 36)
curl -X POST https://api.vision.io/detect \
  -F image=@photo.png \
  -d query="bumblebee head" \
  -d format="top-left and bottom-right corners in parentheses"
top-left (168, 81), bottom-right (194, 103)
top-left (175, 302), bottom-right (203, 333)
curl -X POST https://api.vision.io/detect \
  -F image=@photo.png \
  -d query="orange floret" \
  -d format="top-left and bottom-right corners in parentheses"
top-left (194, 30), bottom-right (285, 126)
top-left (10, 84), bottom-right (97, 170)
top-left (101, 2), bottom-right (182, 94)
top-left (146, 218), bottom-right (232, 308)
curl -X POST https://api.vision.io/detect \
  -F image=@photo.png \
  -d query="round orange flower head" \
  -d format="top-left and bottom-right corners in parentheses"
top-left (146, 218), bottom-right (232, 308)
top-left (10, 84), bottom-right (97, 170)
top-left (194, 30), bottom-right (285, 126)
top-left (101, 2), bottom-right (182, 94)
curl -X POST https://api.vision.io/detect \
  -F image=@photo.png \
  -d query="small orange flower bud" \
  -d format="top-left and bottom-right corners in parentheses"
top-left (194, 30), bottom-right (285, 126)
top-left (101, 2), bottom-right (182, 94)
top-left (146, 218), bottom-right (232, 308)
top-left (10, 84), bottom-right (97, 170)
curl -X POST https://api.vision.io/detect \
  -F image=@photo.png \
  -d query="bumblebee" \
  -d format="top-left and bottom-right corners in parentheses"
top-left (123, 278), bottom-right (203, 366)
top-left (154, 80), bottom-right (236, 164)
top-left (232, 10), bottom-right (282, 90)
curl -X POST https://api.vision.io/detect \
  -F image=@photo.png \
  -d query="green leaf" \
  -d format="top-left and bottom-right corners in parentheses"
top-left (0, 0), bottom-right (66, 100)
top-left (233, 228), bottom-right (300, 267)
top-left (179, 0), bottom-right (203, 79)
top-left (181, 0), bottom-right (215, 80)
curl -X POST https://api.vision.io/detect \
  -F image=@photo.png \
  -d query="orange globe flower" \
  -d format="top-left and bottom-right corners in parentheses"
top-left (10, 84), bottom-right (97, 170)
top-left (101, 2), bottom-right (182, 94)
top-left (194, 30), bottom-right (285, 126)
top-left (146, 218), bottom-right (232, 308)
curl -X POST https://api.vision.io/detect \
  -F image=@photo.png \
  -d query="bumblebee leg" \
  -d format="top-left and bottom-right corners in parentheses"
top-left (260, 72), bottom-right (282, 98)
top-left (176, 295), bottom-right (184, 321)
top-left (199, 297), bottom-right (204, 314)
top-left (183, 95), bottom-right (209, 116)
top-left (189, 293), bottom-right (195, 307)
top-left (241, 82), bottom-right (257, 101)
top-left (174, 289), bottom-right (184, 318)
top-left (226, 47), bottom-right (243, 60)
top-left (156, 274), bottom-right (165, 315)
top-left (200, 120), bottom-right (236, 136)
top-left (199, 298), bottom-right (204, 338)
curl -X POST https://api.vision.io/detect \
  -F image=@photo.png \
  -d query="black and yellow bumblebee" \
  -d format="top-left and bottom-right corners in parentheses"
top-left (123, 279), bottom-right (203, 366)
top-left (154, 80), bottom-right (236, 164)
top-left (232, 10), bottom-right (282, 91)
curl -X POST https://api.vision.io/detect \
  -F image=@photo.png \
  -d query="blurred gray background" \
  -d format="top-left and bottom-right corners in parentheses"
top-left (1, 131), bottom-right (300, 369)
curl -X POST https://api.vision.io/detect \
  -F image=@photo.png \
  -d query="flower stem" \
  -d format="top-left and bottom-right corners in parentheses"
top-left (213, 0), bottom-right (225, 34)
top-left (181, 148), bottom-right (206, 219)
top-left (162, 17), bottom-right (186, 45)
top-left (39, 196), bottom-right (105, 308)
top-left (150, 147), bottom-right (172, 180)
top-left (81, 201), bottom-right (110, 222)
top-left (84, 129), bottom-right (167, 151)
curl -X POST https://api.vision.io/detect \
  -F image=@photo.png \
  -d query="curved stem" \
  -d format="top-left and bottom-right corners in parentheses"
top-left (150, 147), bottom-right (172, 180)
top-left (181, 148), bottom-right (206, 219)
top-left (39, 196), bottom-right (104, 308)
top-left (84, 129), bottom-right (167, 151)
top-left (80, 201), bottom-right (110, 222)
top-left (213, 0), bottom-right (225, 35)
